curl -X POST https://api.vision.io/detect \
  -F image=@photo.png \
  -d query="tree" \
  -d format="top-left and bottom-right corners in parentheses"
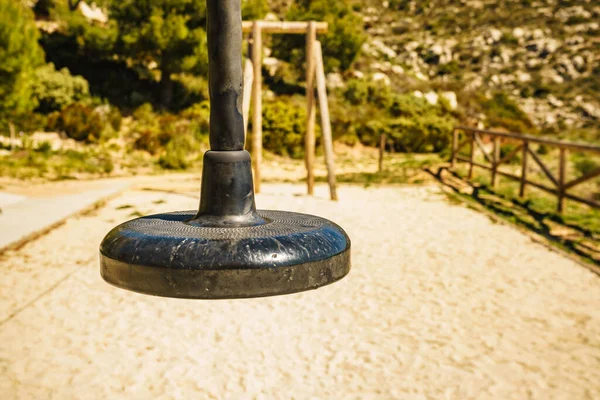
top-left (31, 63), bottom-right (90, 113)
top-left (272, 0), bottom-right (365, 73)
top-left (109, 0), bottom-right (209, 109)
top-left (0, 0), bottom-right (45, 124)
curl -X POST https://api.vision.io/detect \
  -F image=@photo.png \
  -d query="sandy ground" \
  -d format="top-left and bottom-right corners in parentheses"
top-left (0, 183), bottom-right (599, 399)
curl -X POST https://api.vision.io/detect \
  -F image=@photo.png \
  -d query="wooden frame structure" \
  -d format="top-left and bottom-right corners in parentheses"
top-left (242, 20), bottom-right (337, 200)
top-left (451, 126), bottom-right (600, 213)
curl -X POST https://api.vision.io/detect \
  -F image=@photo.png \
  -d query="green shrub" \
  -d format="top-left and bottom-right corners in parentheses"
top-left (339, 91), bottom-right (456, 153)
top-left (260, 98), bottom-right (308, 159)
top-left (574, 157), bottom-right (599, 176)
top-left (343, 79), bottom-right (370, 105)
top-left (131, 102), bottom-right (207, 163)
top-left (158, 135), bottom-right (197, 170)
top-left (35, 141), bottom-right (53, 156)
top-left (481, 92), bottom-right (535, 133)
top-left (47, 103), bottom-right (103, 142)
top-left (31, 63), bottom-right (90, 113)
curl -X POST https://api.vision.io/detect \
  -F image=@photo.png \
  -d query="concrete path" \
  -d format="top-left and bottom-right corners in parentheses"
top-left (0, 183), bottom-right (599, 399)
top-left (0, 181), bottom-right (130, 252)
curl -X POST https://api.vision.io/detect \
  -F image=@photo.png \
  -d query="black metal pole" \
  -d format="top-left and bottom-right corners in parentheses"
top-left (192, 0), bottom-right (263, 227)
top-left (206, 0), bottom-right (245, 151)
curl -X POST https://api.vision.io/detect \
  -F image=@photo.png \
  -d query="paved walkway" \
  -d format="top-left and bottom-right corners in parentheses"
top-left (0, 183), bottom-right (599, 399)
top-left (0, 180), bottom-right (130, 252)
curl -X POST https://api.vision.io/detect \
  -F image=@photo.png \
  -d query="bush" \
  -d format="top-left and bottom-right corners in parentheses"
top-left (260, 98), bottom-right (307, 159)
top-left (131, 103), bottom-right (208, 166)
top-left (481, 92), bottom-right (535, 133)
top-left (31, 63), bottom-right (90, 113)
top-left (158, 135), bottom-right (197, 170)
top-left (337, 88), bottom-right (457, 153)
top-left (574, 157), bottom-right (599, 176)
top-left (47, 103), bottom-right (103, 142)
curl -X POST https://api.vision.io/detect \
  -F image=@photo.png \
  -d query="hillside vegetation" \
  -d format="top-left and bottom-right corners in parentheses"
top-left (0, 0), bottom-right (598, 180)
top-left (351, 0), bottom-right (599, 141)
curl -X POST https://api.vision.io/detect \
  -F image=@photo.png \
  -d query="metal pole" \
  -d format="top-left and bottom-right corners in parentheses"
top-left (206, 0), bottom-right (245, 151)
top-left (194, 0), bottom-right (263, 226)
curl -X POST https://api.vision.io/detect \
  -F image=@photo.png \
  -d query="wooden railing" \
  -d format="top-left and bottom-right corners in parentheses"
top-left (451, 126), bottom-right (600, 213)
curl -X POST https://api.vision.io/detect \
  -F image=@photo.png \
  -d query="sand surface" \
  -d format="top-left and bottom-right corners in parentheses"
top-left (0, 183), bottom-right (599, 399)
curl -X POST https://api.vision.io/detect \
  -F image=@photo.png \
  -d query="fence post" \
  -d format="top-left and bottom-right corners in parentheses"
top-left (9, 122), bottom-right (15, 152)
top-left (251, 21), bottom-right (263, 193)
top-left (451, 128), bottom-right (458, 168)
top-left (305, 21), bottom-right (317, 195)
top-left (558, 147), bottom-right (567, 214)
top-left (379, 133), bottom-right (386, 172)
top-left (468, 132), bottom-right (476, 179)
top-left (520, 141), bottom-right (528, 197)
top-left (491, 136), bottom-right (501, 187)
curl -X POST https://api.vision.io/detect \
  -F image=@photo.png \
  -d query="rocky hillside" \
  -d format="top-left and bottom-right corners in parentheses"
top-left (347, 0), bottom-right (599, 138)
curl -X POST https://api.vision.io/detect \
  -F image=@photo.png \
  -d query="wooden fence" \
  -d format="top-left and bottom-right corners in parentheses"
top-left (451, 126), bottom-right (600, 213)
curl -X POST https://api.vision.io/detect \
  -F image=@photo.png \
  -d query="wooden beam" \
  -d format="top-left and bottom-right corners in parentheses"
top-left (251, 22), bottom-right (263, 193)
top-left (305, 21), bottom-right (317, 195)
top-left (468, 133), bottom-right (476, 179)
top-left (564, 167), bottom-right (600, 190)
top-left (456, 126), bottom-right (600, 154)
top-left (496, 144), bottom-right (523, 167)
top-left (558, 148), bottom-right (567, 213)
top-left (242, 21), bottom-right (328, 34)
top-left (451, 139), bottom-right (470, 166)
top-left (519, 142), bottom-right (528, 198)
top-left (491, 136), bottom-right (501, 187)
top-left (379, 133), bottom-right (386, 172)
top-left (451, 129), bottom-right (458, 168)
top-left (314, 41), bottom-right (338, 201)
top-left (528, 148), bottom-right (558, 187)
top-left (242, 58), bottom-right (253, 136)
top-left (474, 133), bottom-right (494, 164)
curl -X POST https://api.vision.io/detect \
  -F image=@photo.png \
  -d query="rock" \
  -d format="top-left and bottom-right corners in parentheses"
top-left (372, 72), bottom-right (391, 86)
top-left (548, 96), bottom-right (564, 108)
top-left (556, 6), bottom-right (592, 23)
top-left (413, 90), bottom-right (424, 99)
top-left (326, 73), bottom-right (344, 89)
top-left (414, 71), bottom-right (429, 81)
top-left (565, 36), bottom-right (585, 46)
top-left (424, 91), bottom-right (439, 106)
top-left (352, 71), bottom-right (365, 79)
top-left (517, 72), bottom-right (531, 83)
top-left (512, 27), bottom-right (526, 40)
top-left (572, 55), bottom-right (586, 71)
top-left (486, 29), bottom-right (503, 45)
top-left (441, 92), bottom-right (458, 110)
top-left (580, 103), bottom-right (600, 120)
top-left (78, 1), bottom-right (108, 23)
top-left (391, 65), bottom-right (405, 75)
top-left (30, 132), bottom-right (64, 151)
top-left (263, 57), bottom-right (281, 77)
top-left (371, 39), bottom-right (398, 59)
